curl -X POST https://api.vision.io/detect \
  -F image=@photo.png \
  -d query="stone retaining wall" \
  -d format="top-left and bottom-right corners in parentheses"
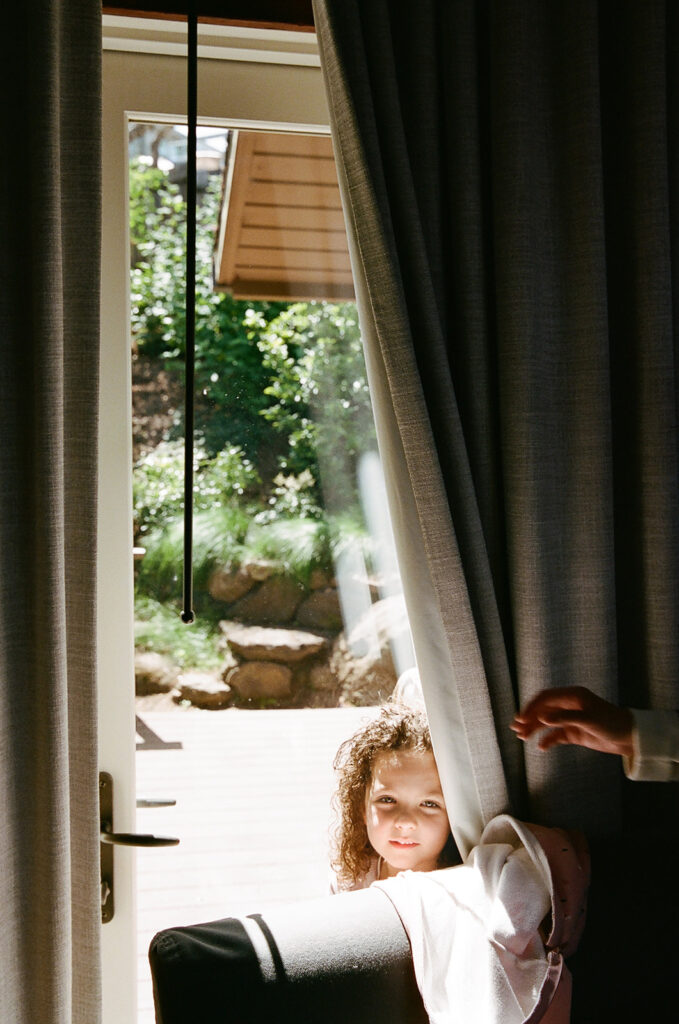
top-left (135, 558), bottom-right (412, 709)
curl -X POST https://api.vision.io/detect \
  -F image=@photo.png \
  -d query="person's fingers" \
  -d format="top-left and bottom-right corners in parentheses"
top-left (534, 707), bottom-right (590, 728)
top-left (511, 706), bottom-right (585, 738)
top-left (536, 727), bottom-right (570, 751)
top-left (510, 719), bottom-right (538, 739)
top-left (511, 714), bottom-right (584, 747)
top-left (513, 686), bottom-right (592, 723)
top-left (512, 687), bottom-right (634, 757)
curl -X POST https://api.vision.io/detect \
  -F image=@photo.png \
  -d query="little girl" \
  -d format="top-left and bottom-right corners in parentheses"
top-left (330, 702), bottom-right (459, 891)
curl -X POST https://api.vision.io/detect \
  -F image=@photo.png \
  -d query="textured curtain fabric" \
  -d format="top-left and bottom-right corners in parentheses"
top-left (314, 0), bottom-right (679, 853)
top-left (0, 3), bottom-right (102, 1022)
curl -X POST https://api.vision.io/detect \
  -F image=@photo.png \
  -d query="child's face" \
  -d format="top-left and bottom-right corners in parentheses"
top-left (364, 749), bottom-right (450, 878)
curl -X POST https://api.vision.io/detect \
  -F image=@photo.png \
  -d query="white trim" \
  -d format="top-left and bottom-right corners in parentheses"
top-left (214, 128), bottom-right (239, 282)
top-left (102, 14), bottom-right (320, 66)
top-left (126, 111), bottom-right (330, 136)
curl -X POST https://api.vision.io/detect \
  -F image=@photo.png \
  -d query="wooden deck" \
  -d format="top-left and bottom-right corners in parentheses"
top-left (134, 706), bottom-right (376, 1023)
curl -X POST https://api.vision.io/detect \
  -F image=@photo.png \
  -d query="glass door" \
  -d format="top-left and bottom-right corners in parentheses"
top-left (101, 22), bottom-right (416, 1023)
top-left (100, 27), bottom-right (332, 1020)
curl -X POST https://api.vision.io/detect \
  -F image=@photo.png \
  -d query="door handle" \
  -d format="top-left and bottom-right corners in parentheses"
top-left (100, 771), bottom-right (179, 923)
top-left (100, 828), bottom-right (179, 847)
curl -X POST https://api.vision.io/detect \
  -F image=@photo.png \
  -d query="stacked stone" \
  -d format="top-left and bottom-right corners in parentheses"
top-left (134, 558), bottom-right (411, 708)
top-left (219, 622), bottom-right (328, 702)
top-left (208, 560), bottom-right (343, 633)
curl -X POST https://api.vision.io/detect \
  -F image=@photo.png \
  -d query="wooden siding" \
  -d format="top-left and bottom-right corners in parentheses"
top-left (214, 130), bottom-right (355, 302)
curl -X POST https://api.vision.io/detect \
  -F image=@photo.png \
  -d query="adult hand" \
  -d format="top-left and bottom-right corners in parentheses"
top-left (510, 686), bottom-right (634, 758)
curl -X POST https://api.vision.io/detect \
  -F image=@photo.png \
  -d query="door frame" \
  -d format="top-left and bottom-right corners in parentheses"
top-left (99, 21), bottom-right (329, 1022)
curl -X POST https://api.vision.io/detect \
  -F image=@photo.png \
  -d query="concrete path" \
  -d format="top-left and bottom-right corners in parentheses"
top-left (135, 706), bottom-right (376, 1023)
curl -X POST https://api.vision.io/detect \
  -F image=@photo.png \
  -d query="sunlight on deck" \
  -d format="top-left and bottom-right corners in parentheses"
top-left (135, 706), bottom-right (376, 1023)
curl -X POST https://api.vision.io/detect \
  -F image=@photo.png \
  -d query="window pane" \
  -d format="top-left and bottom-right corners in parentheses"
top-left (129, 123), bottom-right (416, 1023)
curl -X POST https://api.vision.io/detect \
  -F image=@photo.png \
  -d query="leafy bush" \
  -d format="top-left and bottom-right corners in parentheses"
top-left (129, 160), bottom-right (169, 250)
top-left (327, 511), bottom-right (380, 578)
top-left (251, 301), bottom-right (376, 507)
top-left (129, 160), bottom-right (285, 460)
top-left (136, 505), bottom-right (250, 603)
top-left (129, 147), bottom-right (388, 671)
top-left (243, 516), bottom-right (332, 585)
top-left (135, 594), bottom-right (222, 670)
top-left (254, 469), bottom-right (323, 523)
top-left (130, 159), bottom-right (378, 512)
top-left (133, 439), bottom-right (258, 538)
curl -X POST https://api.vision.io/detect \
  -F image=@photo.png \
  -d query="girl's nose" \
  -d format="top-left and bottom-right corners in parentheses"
top-left (395, 812), bottom-right (416, 831)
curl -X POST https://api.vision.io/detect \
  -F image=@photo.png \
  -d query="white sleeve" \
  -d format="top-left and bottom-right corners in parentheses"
top-left (623, 709), bottom-right (679, 781)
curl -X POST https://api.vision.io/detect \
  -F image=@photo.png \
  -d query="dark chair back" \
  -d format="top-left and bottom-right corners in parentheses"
top-left (149, 887), bottom-right (428, 1024)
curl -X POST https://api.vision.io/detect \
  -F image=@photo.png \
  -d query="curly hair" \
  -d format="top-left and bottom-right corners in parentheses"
top-left (330, 702), bottom-right (458, 890)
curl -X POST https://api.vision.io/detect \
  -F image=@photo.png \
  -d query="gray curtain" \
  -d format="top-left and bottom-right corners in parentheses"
top-left (0, 2), bottom-right (102, 1022)
top-left (314, 0), bottom-right (679, 853)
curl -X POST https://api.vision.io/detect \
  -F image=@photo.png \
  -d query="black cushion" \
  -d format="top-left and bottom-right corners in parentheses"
top-left (149, 887), bottom-right (428, 1024)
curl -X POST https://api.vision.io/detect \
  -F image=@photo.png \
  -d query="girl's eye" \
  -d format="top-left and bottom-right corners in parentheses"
top-left (377, 796), bottom-right (395, 804)
top-left (422, 800), bottom-right (441, 809)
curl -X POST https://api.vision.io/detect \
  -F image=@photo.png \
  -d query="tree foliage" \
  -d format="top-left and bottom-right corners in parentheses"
top-left (251, 302), bottom-right (376, 509)
top-left (133, 438), bottom-right (259, 538)
top-left (129, 157), bottom-right (377, 522)
top-left (129, 159), bottom-right (285, 460)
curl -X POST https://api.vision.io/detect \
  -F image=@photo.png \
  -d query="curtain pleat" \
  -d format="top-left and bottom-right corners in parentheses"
top-left (0, 3), bottom-right (102, 1022)
top-left (314, 0), bottom-right (679, 850)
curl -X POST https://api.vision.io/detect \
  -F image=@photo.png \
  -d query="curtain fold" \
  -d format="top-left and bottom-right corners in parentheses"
top-left (0, 3), bottom-right (102, 1022)
top-left (314, 0), bottom-right (679, 851)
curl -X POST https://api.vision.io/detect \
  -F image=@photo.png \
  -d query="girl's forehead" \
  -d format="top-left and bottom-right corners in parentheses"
top-left (370, 748), bottom-right (441, 787)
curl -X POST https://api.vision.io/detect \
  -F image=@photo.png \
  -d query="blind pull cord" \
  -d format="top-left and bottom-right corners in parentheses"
top-left (181, 2), bottom-right (197, 625)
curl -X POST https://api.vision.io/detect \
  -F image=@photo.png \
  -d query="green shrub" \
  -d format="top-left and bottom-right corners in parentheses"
top-left (243, 516), bottom-right (332, 585)
top-left (135, 594), bottom-right (222, 670)
top-left (254, 469), bottom-right (323, 523)
top-left (130, 161), bottom-right (286, 459)
top-left (136, 505), bottom-right (250, 603)
top-left (137, 504), bottom-right (376, 601)
top-left (133, 439), bottom-right (259, 537)
top-left (252, 301), bottom-right (376, 506)
top-left (328, 512), bottom-right (379, 575)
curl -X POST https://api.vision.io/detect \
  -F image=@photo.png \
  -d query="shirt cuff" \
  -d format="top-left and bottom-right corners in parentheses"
top-left (623, 708), bottom-right (679, 781)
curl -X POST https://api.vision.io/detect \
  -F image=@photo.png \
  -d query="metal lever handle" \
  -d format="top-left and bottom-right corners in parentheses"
top-left (136, 797), bottom-right (176, 808)
top-left (100, 827), bottom-right (179, 847)
top-left (100, 771), bottom-right (180, 923)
